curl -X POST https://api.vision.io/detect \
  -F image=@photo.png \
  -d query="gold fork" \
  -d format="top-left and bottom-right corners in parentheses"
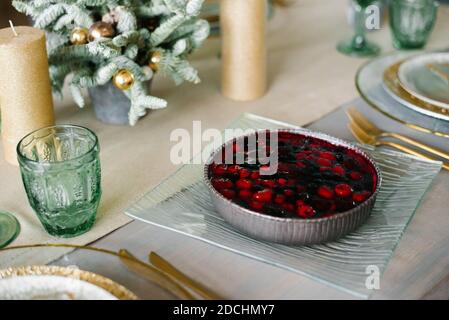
top-left (348, 120), bottom-right (449, 170)
top-left (347, 107), bottom-right (449, 161)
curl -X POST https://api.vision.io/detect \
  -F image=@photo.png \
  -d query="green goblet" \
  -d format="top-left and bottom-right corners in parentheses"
top-left (337, 0), bottom-right (381, 57)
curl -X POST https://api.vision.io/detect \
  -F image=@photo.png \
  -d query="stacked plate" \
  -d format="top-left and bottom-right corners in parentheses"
top-left (356, 51), bottom-right (449, 137)
top-left (0, 266), bottom-right (137, 300)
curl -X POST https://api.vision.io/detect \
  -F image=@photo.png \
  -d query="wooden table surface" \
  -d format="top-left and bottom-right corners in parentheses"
top-left (85, 1), bottom-right (449, 299)
top-left (2, 0), bottom-right (449, 299)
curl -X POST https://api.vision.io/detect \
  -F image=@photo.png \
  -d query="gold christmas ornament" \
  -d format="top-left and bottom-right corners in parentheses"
top-left (113, 69), bottom-right (135, 90)
top-left (88, 22), bottom-right (115, 42)
top-left (149, 51), bottom-right (162, 71)
top-left (70, 27), bottom-right (89, 45)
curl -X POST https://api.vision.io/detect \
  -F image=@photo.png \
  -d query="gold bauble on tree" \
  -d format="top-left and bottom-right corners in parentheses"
top-left (113, 69), bottom-right (135, 90)
top-left (149, 51), bottom-right (162, 72)
top-left (88, 21), bottom-right (115, 42)
top-left (70, 27), bottom-right (89, 45)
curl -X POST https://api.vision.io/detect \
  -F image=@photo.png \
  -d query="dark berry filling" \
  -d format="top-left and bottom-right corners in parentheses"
top-left (208, 131), bottom-right (377, 219)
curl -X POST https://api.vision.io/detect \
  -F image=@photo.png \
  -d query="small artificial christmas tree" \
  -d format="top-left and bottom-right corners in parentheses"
top-left (13, 0), bottom-right (210, 125)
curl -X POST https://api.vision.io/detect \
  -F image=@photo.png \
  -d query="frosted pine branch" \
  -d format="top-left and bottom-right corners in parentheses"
top-left (150, 14), bottom-right (186, 46)
top-left (124, 44), bottom-right (139, 59)
top-left (112, 31), bottom-right (142, 47)
top-left (63, 4), bottom-right (94, 28)
top-left (127, 82), bottom-right (168, 125)
top-left (13, 0), bottom-right (209, 125)
top-left (34, 4), bottom-right (65, 29)
top-left (116, 7), bottom-right (137, 33)
top-left (136, 5), bottom-right (171, 17)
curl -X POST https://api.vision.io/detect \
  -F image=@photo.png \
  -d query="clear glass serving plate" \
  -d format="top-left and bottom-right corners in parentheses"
top-left (126, 113), bottom-right (441, 298)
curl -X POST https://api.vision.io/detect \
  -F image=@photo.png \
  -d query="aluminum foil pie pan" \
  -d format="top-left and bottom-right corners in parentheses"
top-left (203, 129), bottom-right (382, 245)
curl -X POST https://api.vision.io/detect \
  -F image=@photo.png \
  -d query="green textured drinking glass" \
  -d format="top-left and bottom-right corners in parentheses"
top-left (337, 0), bottom-right (381, 57)
top-left (17, 125), bottom-right (101, 238)
top-left (389, 0), bottom-right (439, 50)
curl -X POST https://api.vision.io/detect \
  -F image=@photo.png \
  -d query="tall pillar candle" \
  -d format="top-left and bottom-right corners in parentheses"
top-left (220, 0), bottom-right (267, 101)
top-left (0, 26), bottom-right (55, 165)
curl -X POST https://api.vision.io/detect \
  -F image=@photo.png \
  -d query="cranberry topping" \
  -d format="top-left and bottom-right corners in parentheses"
top-left (332, 165), bottom-right (345, 175)
top-left (250, 200), bottom-right (264, 211)
top-left (239, 168), bottom-right (251, 178)
top-left (317, 186), bottom-right (334, 199)
top-left (221, 189), bottom-right (236, 200)
top-left (349, 171), bottom-right (362, 180)
top-left (352, 191), bottom-right (371, 202)
top-left (253, 189), bottom-right (273, 203)
top-left (334, 183), bottom-right (352, 198)
top-left (274, 194), bottom-right (286, 204)
top-left (317, 158), bottom-right (332, 167)
top-left (239, 189), bottom-right (253, 200)
top-left (211, 178), bottom-right (233, 190)
top-left (227, 165), bottom-right (240, 174)
top-left (236, 179), bottom-right (252, 189)
top-left (208, 131), bottom-right (377, 219)
top-left (297, 205), bottom-right (316, 218)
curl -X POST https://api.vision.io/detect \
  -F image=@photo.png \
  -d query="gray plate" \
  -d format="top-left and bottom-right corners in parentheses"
top-left (398, 53), bottom-right (449, 109)
top-left (356, 51), bottom-right (449, 137)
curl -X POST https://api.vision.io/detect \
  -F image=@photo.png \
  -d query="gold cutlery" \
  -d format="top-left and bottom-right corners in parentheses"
top-left (347, 107), bottom-right (449, 161)
top-left (118, 249), bottom-right (195, 300)
top-left (148, 251), bottom-right (223, 300)
top-left (348, 120), bottom-right (449, 171)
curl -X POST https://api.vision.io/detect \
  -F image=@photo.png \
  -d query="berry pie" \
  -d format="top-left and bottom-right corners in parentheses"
top-left (208, 131), bottom-right (378, 220)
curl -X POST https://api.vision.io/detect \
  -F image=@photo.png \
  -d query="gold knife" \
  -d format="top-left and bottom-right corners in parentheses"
top-left (118, 249), bottom-right (195, 300)
top-left (149, 251), bottom-right (223, 300)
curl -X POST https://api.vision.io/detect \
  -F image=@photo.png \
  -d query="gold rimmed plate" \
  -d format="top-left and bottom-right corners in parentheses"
top-left (355, 51), bottom-right (449, 138)
top-left (397, 53), bottom-right (449, 109)
top-left (0, 265), bottom-right (138, 300)
top-left (383, 60), bottom-right (449, 121)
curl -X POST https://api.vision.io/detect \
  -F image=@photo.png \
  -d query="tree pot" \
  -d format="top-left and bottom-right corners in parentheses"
top-left (88, 80), bottom-right (153, 125)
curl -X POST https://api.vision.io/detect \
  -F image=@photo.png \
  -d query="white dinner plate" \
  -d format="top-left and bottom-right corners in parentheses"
top-left (0, 265), bottom-right (137, 300)
top-left (357, 51), bottom-right (449, 137)
top-left (398, 53), bottom-right (449, 109)
top-left (382, 60), bottom-right (449, 121)
top-left (0, 275), bottom-right (117, 300)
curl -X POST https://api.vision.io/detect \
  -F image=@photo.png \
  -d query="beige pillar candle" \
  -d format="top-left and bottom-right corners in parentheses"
top-left (220, 0), bottom-right (267, 101)
top-left (0, 25), bottom-right (55, 165)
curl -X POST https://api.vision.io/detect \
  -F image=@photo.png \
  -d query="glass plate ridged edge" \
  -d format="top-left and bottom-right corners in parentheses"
top-left (355, 51), bottom-right (449, 138)
top-left (0, 265), bottom-right (138, 300)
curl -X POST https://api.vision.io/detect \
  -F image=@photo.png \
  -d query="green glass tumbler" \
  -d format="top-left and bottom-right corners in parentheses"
top-left (17, 125), bottom-right (101, 238)
top-left (389, 0), bottom-right (439, 50)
